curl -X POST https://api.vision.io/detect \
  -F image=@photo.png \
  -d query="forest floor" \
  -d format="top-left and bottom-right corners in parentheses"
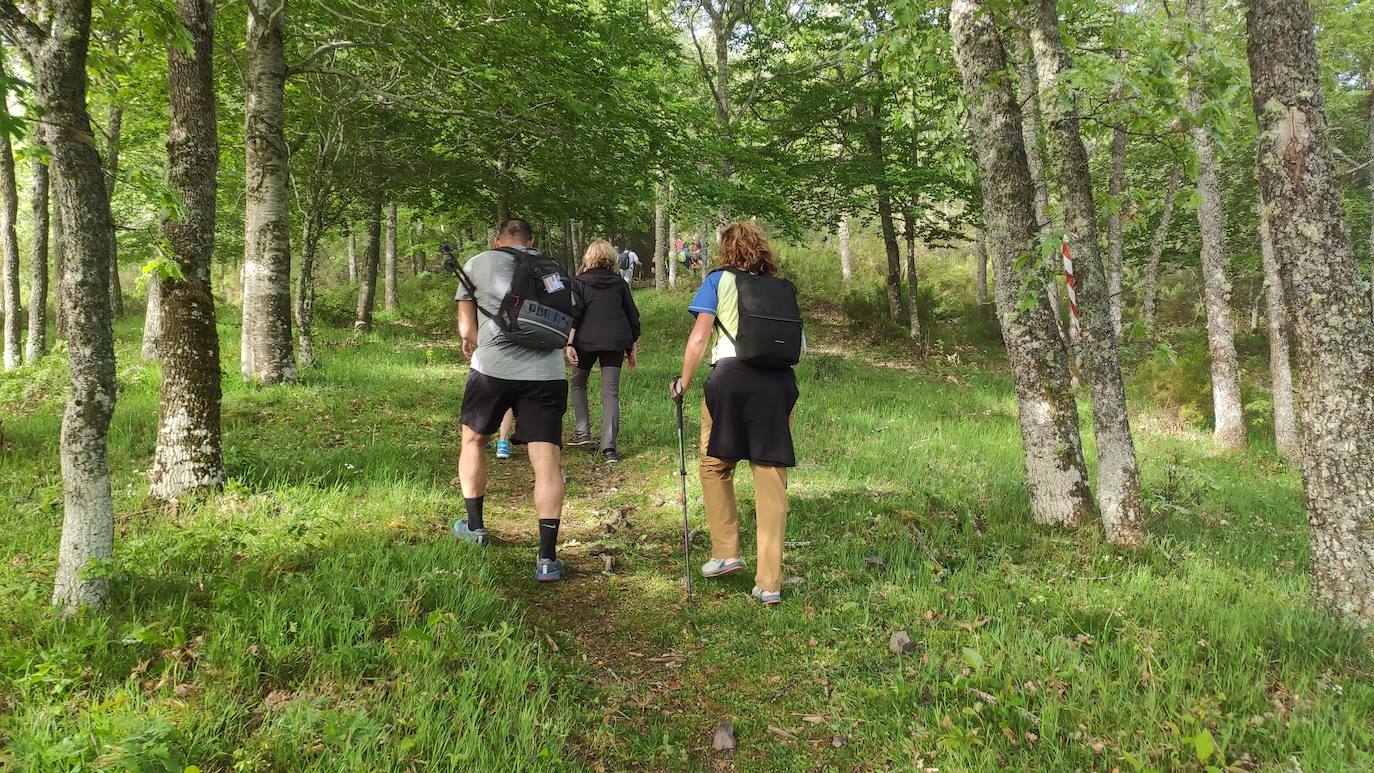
top-left (2, 278), bottom-right (1373, 771)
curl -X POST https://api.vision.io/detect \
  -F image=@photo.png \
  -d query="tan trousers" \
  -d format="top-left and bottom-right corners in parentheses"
top-left (700, 403), bottom-right (789, 592)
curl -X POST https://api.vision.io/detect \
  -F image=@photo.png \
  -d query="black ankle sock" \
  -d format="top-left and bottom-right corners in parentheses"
top-left (464, 496), bottom-right (485, 531)
top-left (538, 519), bottom-right (560, 560)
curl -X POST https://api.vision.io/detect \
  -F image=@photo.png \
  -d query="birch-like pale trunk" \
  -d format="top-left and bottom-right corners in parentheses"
top-left (241, 0), bottom-right (297, 383)
top-left (1029, 0), bottom-right (1146, 547)
top-left (139, 273), bottom-right (161, 362)
top-left (25, 150), bottom-right (49, 362)
top-left (838, 214), bottom-right (853, 283)
top-left (1248, 0), bottom-right (1374, 625)
top-left (1368, 81), bottom-right (1373, 310)
top-left (150, 0), bottom-right (223, 502)
top-left (0, 0), bottom-right (121, 610)
top-left (383, 201), bottom-right (397, 311)
top-left (51, 171), bottom-right (67, 339)
top-left (950, 0), bottom-right (1094, 528)
top-left (1258, 205), bottom-right (1298, 461)
top-left (354, 199), bottom-right (381, 332)
top-left (1140, 162), bottom-right (1182, 329)
top-left (1188, 0), bottom-right (1247, 450)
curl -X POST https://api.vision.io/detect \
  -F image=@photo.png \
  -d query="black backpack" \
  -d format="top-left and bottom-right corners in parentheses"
top-left (618, 251), bottom-right (634, 270)
top-left (458, 247), bottom-right (579, 350)
top-left (712, 268), bottom-right (803, 369)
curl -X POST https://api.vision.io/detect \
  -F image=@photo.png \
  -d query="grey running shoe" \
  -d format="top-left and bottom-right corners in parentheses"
top-left (701, 557), bottom-right (744, 578)
top-left (752, 586), bottom-right (782, 605)
top-left (452, 519), bottom-right (489, 547)
top-left (535, 557), bottom-right (566, 583)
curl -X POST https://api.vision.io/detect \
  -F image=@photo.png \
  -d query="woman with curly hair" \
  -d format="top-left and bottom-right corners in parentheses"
top-left (567, 240), bottom-right (641, 463)
top-left (670, 222), bottom-right (802, 605)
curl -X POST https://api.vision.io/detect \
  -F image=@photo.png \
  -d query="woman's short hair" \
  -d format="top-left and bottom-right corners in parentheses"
top-left (580, 239), bottom-right (618, 273)
top-left (717, 222), bottom-right (779, 276)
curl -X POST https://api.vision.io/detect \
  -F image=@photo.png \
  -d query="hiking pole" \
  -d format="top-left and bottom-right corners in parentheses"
top-left (672, 377), bottom-right (693, 601)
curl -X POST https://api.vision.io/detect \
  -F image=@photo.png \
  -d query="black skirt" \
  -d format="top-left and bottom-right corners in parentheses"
top-left (704, 358), bottom-right (799, 468)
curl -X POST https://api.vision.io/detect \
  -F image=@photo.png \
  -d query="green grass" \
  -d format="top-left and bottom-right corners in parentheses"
top-left (2, 275), bottom-right (1371, 771)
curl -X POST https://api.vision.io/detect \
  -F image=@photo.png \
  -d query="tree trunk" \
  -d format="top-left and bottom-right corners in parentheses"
top-left (383, 201), bottom-right (397, 311)
top-left (347, 226), bottom-right (356, 282)
top-left (51, 172), bottom-right (67, 339)
top-left (1013, 28), bottom-right (1068, 350)
top-left (950, 0), bottom-right (1095, 528)
top-left (241, 1), bottom-right (297, 383)
top-left (296, 215), bottom-right (320, 368)
top-left (140, 274), bottom-right (161, 361)
top-left (654, 180), bottom-right (667, 290)
top-left (104, 105), bottom-right (123, 319)
top-left (1258, 205), bottom-right (1298, 461)
top-left (1188, 0), bottom-right (1248, 450)
top-left (863, 75), bottom-right (905, 325)
top-left (0, 0), bottom-right (121, 610)
top-left (904, 211), bottom-right (920, 340)
top-left (667, 219), bottom-right (678, 290)
top-left (150, 0), bottom-right (223, 502)
top-left (838, 214), bottom-right (853, 283)
top-left (1106, 116), bottom-right (1128, 338)
top-left (1141, 161), bottom-right (1182, 329)
top-left (354, 198), bottom-right (381, 332)
top-left (1248, 0), bottom-right (1374, 626)
top-left (975, 231), bottom-right (989, 304)
top-left (1368, 80), bottom-right (1373, 311)
top-left (25, 149), bottom-right (49, 362)
top-left (0, 48), bottom-right (20, 371)
top-left (1029, 0), bottom-right (1146, 547)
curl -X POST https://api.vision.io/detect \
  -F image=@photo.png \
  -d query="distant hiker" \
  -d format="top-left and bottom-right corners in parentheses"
top-left (690, 241), bottom-right (705, 268)
top-left (670, 222), bottom-right (804, 605)
top-left (453, 218), bottom-right (578, 583)
top-left (617, 247), bottom-right (640, 283)
top-left (568, 240), bottom-right (641, 464)
top-left (674, 237), bottom-right (685, 257)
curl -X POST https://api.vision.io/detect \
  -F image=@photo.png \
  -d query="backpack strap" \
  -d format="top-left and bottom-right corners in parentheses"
top-left (708, 267), bottom-right (738, 345)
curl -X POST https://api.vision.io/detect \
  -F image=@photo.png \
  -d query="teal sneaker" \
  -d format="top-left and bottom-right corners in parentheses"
top-left (495, 439), bottom-right (513, 459)
top-left (701, 557), bottom-right (744, 578)
top-left (535, 557), bottom-right (566, 583)
top-left (452, 519), bottom-right (489, 547)
top-left (752, 586), bottom-right (782, 605)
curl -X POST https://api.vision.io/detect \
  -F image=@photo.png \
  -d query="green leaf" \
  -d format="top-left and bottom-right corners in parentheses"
top-left (1193, 728), bottom-right (1216, 762)
top-left (961, 647), bottom-right (984, 670)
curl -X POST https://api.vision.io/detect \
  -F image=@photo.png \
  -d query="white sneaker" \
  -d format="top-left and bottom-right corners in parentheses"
top-left (701, 557), bottom-right (744, 578)
top-left (751, 586), bottom-right (782, 605)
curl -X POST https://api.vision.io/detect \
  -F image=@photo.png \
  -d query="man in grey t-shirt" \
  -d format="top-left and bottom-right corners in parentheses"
top-left (452, 218), bottom-right (569, 583)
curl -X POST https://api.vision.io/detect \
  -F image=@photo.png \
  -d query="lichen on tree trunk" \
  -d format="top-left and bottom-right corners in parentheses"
top-left (384, 201), bottom-right (398, 311)
top-left (150, 0), bottom-right (224, 502)
top-left (1247, 0), bottom-right (1374, 626)
top-left (25, 150), bottom-right (49, 362)
top-left (0, 47), bottom-right (22, 372)
top-left (1259, 205), bottom-right (1298, 462)
top-left (950, 0), bottom-right (1094, 529)
top-left (1028, 0), bottom-right (1146, 547)
top-left (140, 273), bottom-right (161, 362)
top-left (838, 214), bottom-right (853, 283)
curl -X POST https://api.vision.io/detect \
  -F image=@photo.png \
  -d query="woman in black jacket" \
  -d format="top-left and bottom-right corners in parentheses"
top-left (566, 240), bottom-right (641, 463)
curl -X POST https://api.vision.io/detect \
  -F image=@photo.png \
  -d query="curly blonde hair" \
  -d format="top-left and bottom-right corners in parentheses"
top-left (580, 240), bottom-right (619, 273)
top-left (717, 222), bottom-right (779, 276)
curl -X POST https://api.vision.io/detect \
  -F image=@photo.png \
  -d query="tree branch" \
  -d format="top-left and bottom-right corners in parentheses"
top-left (0, 1), bottom-right (45, 55)
top-left (288, 41), bottom-right (363, 76)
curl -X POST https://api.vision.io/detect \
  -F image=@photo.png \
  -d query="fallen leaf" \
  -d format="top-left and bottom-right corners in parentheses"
top-left (713, 720), bottom-right (736, 751)
top-left (767, 726), bottom-right (797, 742)
top-left (800, 715), bottom-right (825, 725)
top-left (830, 735), bottom-right (847, 748)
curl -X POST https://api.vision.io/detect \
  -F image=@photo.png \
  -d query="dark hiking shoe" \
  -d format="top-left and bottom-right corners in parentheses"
top-left (568, 434), bottom-right (594, 447)
top-left (535, 557), bottom-right (566, 583)
top-left (602, 448), bottom-right (621, 464)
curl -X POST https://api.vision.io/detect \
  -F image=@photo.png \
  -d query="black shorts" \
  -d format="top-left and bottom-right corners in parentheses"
top-left (704, 359), bottom-right (799, 467)
top-left (573, 349), bottom-right (625, 371)
top-left (461, 370), bottom-right (568, 446)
